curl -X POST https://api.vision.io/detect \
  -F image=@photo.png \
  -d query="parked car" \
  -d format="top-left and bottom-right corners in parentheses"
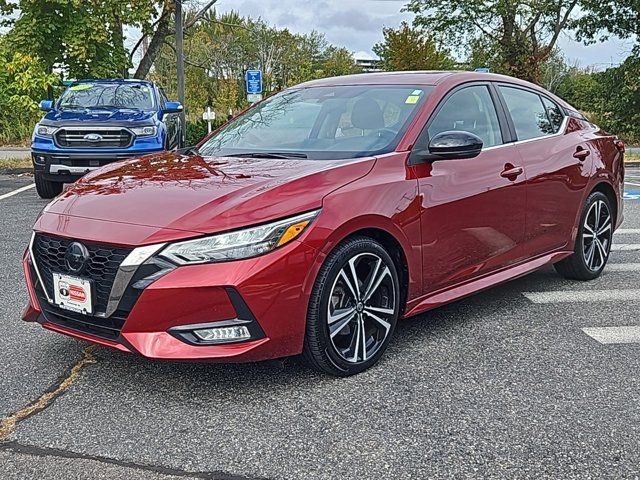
top-left (23, 71), bottom-right (624, 376)
top-left (31, 79), bottom-right (183, 198)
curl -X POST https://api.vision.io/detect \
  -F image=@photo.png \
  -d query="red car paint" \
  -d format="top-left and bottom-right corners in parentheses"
top-left (23, 71), bottom-right (624, 362)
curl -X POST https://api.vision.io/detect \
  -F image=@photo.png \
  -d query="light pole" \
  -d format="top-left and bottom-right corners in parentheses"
top-left (175, 0), bottom-right (186, 147)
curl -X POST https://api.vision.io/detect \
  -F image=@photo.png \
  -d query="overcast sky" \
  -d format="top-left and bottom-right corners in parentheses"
top-left (213, 0), bottom-right (633, 69)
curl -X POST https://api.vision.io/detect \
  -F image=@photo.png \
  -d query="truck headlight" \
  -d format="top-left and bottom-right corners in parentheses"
top-left (35, 125), bottom-right (56, 137)
top-left (159, 210), bottom-right (320, 264)
top-left (131, 126), bottom-right (157, 136)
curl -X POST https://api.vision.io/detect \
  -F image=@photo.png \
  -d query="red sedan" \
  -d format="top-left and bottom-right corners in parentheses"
top-left (23, 71), bottom-right (624, 375)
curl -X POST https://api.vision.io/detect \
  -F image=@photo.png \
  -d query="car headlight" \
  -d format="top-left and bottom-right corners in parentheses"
top-left (159, 210), bottom-right (320, 264)
top-left (35, 124), bottom-right (56, 137)
top-left (131, 125), bottom-right (157, 136)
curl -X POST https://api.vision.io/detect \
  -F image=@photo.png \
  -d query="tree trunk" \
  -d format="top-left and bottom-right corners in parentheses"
top-left (134, 3), bottom-right (173, 79)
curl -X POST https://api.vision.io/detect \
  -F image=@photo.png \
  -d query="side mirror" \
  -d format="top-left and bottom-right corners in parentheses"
top-left (163, 101), bottom-right (183, 114)
top-left (428, 130), bottom-right (483, 160)
top-left (39, 100), bottom-right (54, 111)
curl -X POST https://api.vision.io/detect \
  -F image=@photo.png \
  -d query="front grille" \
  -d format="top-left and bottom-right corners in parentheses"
top-left (36, 287), bottom-right (127, 340)
top-left (32, 234), bottom-right (132, 314)
top-left (54, 128), bottom-right (133, 148)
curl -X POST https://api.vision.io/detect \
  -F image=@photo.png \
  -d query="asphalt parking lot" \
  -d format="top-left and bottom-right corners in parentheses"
top-left (1, 169), bottom-right (640, 479)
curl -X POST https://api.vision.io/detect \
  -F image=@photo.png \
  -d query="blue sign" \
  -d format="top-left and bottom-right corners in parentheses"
top-left (475, 67), bottom-right (490, 73)
top-left (624, 190), bottom-right (640, 200)
top-left (246, 70), bottom-right (263, 94)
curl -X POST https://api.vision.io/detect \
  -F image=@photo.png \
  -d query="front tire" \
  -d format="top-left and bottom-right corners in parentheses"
top-left (34, 171), bottom-right (63, 199)
top-left (554, 191), bottom-right (613, 280)
top-left (303, 236), bottom-right (400, 376)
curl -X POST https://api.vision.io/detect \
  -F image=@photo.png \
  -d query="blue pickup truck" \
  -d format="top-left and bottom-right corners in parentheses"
top-left (32, 79), bottom-right (184, 198)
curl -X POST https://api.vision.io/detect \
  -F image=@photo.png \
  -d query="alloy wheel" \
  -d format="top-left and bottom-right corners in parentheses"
top-left (582, 199), bottom-right (612, 271)
top-left (327, 253), bottom-right (396, 363)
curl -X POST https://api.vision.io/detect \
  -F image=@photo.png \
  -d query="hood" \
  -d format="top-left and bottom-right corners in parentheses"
top-left (41, 151), bottom-right (375, 241)
top-left (42, 108), bottom-right (156, 125)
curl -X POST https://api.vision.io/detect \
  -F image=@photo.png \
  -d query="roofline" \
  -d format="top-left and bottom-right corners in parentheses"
top-left (69, 79), bottom-right (154, 84)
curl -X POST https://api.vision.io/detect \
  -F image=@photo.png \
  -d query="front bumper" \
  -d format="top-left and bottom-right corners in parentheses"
top-left (23, 235), bottom-right (320, 362)
top-left (32, 149), bottom-right (164, 182)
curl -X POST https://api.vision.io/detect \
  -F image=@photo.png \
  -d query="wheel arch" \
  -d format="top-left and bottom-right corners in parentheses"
top-left (591, 181), bottom-right (618, 225)
top-left (302, 217), bottom-right (416, 316)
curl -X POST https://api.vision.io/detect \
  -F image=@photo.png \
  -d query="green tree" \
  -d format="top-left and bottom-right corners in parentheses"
top-left (404, 0), bottom-right (581, 83)
top-left (0, 0), bottom-right (158, 78)
top-left (372, 22), bottom-right (455, 71)
top-left (0, 40), bottom-right (58, 143)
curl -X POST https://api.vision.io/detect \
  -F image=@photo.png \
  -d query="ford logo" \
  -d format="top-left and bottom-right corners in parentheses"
top-left (64, 242), bottom-right (90, 274)
top-left (83, 133), bottom-right (103, 142)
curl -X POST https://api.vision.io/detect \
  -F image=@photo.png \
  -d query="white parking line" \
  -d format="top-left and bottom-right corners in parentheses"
top-left (582, 326), bottom-right (640, 344)
top-left (615, 229), bottom-right (640, 234)
top-left (523, 289), bottom-right (640, 304)
top-left (626, 181), bottom-right (640, 187)
top-left (607, 263), bottom-right (640, 272)
top-left (612, 244), bottom-right (640, 251)
top-left (0, 183), bottom-right (34, 201)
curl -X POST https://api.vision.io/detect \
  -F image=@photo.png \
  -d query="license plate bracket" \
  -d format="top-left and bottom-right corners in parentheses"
top-left (52, 273), bottom-right (93, 315)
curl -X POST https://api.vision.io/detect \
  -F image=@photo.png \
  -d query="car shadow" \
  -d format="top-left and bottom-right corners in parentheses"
top-left (53, 266), bottom-right (564, 394)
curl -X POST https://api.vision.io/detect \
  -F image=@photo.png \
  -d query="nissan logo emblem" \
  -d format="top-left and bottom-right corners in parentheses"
top-left (83, 133), bottom-right (103, 142)
top-left (64, 242), bottom-right (90, 274)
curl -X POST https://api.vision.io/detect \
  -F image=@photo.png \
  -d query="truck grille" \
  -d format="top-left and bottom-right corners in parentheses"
top-left (54, 128), bottom-right (133, 148)
top-left (32, 234), bottom-right (132, 314)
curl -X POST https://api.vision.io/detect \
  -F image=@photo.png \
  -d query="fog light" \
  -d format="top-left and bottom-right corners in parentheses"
top-left (34, 155), bottom-right (46, 165)
top-left (193, 325), bottom-right (250, 343)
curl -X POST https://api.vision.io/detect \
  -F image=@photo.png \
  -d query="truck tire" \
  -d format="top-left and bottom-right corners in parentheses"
top-left (34, 172), bottom-right (63, 199)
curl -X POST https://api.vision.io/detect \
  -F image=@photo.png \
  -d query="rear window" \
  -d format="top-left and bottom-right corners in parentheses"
top-left (499, 86), bottom-right (558, 140)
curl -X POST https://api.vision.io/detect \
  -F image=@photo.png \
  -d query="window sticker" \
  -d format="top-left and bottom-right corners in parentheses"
top-left (69, 83), bottom-right (93, 91)
top-left (405, 95), bottom-right (420, 104)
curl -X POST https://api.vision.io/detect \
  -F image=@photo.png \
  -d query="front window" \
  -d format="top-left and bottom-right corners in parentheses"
top-left (199, 85), bottom-right (433, 160)
top-left (428, 85), bottom-right (503, 148)
top-left (58, 82), bottom-right (156, 111)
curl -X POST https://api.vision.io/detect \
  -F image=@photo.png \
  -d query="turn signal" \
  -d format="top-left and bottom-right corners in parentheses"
top-left (276, 220), bottom-right (311, 247)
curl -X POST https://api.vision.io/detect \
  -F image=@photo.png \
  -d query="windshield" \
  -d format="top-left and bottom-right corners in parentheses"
top-left (199, 85), bottom-right (433, 160)
top-left (58, 82), bottom-right (156, 110)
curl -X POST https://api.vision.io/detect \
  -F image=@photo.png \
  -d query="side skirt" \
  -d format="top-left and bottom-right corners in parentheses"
top-left (403, 250), bottom-right (573, 318)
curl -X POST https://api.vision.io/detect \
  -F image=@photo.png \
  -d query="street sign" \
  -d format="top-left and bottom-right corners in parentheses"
top-left (247, 93), bottom-right (263, 104)
top-left (246, 70), bottom-right (263, 94)
top-left (475, 67), bottom-right (490, 73)
top-left (202, 108), bottom-right (216, 121)
top-left (202, 107), bottom-right (216, 133)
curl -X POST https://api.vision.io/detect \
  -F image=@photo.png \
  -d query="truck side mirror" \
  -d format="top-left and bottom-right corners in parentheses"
top-left (163, 101), bottom-right (183, 114)
top-left (40, 100), bottom-right (54, 111)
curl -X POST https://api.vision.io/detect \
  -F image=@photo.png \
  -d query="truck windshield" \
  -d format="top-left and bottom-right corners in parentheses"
top-left (198, 85), bottom-right (433, 160)
top-left (58, 83), bottom-right (156, 110)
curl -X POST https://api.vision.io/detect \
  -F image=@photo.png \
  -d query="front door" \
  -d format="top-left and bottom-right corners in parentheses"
top-left (412, 84), bottom-right (527, 293)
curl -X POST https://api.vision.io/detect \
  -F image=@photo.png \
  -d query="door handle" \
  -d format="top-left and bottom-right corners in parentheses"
top-left (500, 165), bottom-right (524, 179)
top-left (573, 148), bottom-right (590, 160)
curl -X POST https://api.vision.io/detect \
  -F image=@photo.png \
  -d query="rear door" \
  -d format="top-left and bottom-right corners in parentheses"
top-left (495, 85), bottom-right (592, 256)
top-left (412, 83), bottom-right (527, 292)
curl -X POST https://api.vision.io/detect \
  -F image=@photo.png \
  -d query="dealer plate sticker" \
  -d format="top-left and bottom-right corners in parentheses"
top-left (53, 273), bottom-right (93, 315)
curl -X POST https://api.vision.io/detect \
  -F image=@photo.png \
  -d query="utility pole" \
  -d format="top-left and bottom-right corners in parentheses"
top-left (175, 0), bottom-right (186, 147)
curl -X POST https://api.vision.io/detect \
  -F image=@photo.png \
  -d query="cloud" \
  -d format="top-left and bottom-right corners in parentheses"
top-left (215, 0), bottom-right (412, 55)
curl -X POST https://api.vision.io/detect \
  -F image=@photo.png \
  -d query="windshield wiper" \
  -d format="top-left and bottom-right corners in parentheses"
top-left (227, 152), bottom-right (308, 159)
top-left (87, 105), bottom-right (130, 110)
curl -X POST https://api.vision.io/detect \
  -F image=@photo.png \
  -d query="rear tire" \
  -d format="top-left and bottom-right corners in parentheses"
top-left (302, 236), bottom-right (400, 376)
top-left (34, 171), bottom-right (63, 199)
top-left (554, 191), bottom-right (613, 280)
